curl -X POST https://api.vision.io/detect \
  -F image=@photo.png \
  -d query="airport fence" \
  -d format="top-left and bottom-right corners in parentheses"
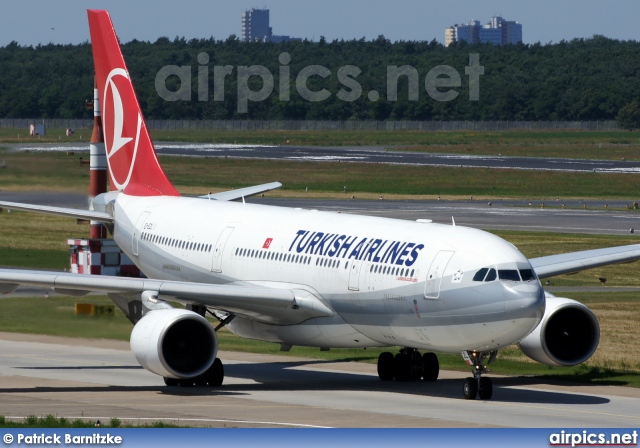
top-left (0, 118), bottom-right (619, 132)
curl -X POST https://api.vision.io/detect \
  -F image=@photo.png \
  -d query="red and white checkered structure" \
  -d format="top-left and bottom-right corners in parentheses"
top-left (68, 238), bottom-right (140, 277)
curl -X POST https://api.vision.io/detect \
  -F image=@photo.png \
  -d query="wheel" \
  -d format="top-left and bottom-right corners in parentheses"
top-left (179, 379), bottom-right (195, 387)
top-left (463, 377), bottom-right (477, 400)
top-left (478, 377), bottom-right (493, 400)
top-left (207, 358), bottom-right (224, 387)
top-left (194, 374), bottom-right (208, 386)
top-left (163, 377), bottom-right (179, 387)
top-left (394, 353), bottom-right (411, 382)
top-left (422, 352), bottom-right (439, 381)
top-left (377, 352), bottom-right (395, 381)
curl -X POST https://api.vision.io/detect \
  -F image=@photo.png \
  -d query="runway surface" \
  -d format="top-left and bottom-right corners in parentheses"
top-left (2, 191), bottom-right (639, 236)
top-left (1, 333), bottom-right (639, 428)
top-left (10, 142), bottom-right (640, 173)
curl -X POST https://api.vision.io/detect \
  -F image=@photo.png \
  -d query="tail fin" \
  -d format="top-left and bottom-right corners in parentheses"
top-left (87, 10), bottom-right (179, 197)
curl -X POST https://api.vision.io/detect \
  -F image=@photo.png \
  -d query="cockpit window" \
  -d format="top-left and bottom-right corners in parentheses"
top-left (499, 269), bottom-right (521, 282)
top-left (473, 268), bottom-right (488, 281)
top-left (519, 269), bottom-right (536, 281)
top-left (484, 268), bottom-right (497, 282)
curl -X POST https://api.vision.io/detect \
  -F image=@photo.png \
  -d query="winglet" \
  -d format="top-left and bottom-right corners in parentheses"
top-left (87, 10), bottom-right (179, 197)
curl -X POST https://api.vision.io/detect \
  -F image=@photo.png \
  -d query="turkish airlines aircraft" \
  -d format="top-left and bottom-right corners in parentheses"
top-left (1, 10), bottom-right (640, 400)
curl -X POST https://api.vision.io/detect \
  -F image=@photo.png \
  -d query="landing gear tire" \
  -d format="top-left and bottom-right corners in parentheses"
top-left (394, 352), bottom-right (411, 382)
top-left (377, 352), bottom-right (395, 381)
top-left (463, 377), bottom-right (477, 400)
top-left (478, 377), bottom-right (493, 400)
top-left (178, 379), bottom-right (194, 388)
top-left (422, 352), bottom-right (439, 381)
top-left (163, 377), bottom-right (179, 387)
top-left (207, 358), bottom-right (224, 387)
top-left (194, 374), bottom-right (208, 386)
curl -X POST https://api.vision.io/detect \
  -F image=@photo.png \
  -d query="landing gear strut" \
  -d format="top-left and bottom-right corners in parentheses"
top-left (461, 350), bottom-right (497, 400)
top-left (377, 348), bottom-right (439, 382)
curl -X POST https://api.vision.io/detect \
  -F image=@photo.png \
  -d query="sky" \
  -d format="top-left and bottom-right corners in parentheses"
top-left (0, 0), bottom-right (638, 47)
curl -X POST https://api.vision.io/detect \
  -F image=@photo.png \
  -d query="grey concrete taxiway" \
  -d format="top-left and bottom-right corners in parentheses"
top-left (1, 333), bottom-right (639, 428)
top-left (2, 192), bottom-right (640, 236)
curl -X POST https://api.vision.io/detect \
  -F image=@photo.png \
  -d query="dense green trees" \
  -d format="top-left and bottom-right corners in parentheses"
top-left (0, 35), bottom-right (638, 120)
top-left (616, 101), bottom-right (640, 131)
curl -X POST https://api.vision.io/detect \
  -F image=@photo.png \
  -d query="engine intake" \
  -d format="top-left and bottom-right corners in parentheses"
top-left (518, 295), bottom-right (599, 366)
top-left (130, 308), bottom-right (217, 379)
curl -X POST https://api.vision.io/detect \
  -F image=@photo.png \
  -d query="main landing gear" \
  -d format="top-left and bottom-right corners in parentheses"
top-left (164, 358), bottom-right (224, 388)
top-left (377, 348), bottom-right (439, 382)
top-left (461, 350), bottom-right (497, 400)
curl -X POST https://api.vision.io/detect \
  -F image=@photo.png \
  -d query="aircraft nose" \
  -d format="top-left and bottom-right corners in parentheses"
top-left (504, 282), bottom-right (545, 322)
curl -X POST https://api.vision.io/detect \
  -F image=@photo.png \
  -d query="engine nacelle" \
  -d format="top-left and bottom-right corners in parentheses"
top-left (518, 295), bottom-right (599, 367)
top-left (130, 308), bottom-right (217, 379)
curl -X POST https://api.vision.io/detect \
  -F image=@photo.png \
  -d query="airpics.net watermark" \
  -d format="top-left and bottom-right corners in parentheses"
top-left (154, 53), bottom-right (484, 113)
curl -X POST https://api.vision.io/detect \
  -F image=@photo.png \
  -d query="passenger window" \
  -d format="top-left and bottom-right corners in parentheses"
top-left (520, 269), bottom-right (536, 281)
top-left (498, 270), bottom-right (520, 282)
top-left (484, 268), bottom-right (497, 282)
top-left (473, 268), bottom-right (488, 281)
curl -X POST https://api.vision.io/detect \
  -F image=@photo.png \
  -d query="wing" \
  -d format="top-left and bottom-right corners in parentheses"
top-left (0, 268), bottom-right (332, 325)
top-left (0, 201), bottom-right (113, 223)
top-left (200, 182), bottom-right (282, 201)
top-left (530, 244), bottom-right (640, 278)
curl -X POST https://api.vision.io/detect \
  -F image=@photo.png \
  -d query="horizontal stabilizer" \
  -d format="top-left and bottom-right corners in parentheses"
top-left (200, 182), bottom-right (282, 201)
top-left (0, 201), bottom-right (113, 223)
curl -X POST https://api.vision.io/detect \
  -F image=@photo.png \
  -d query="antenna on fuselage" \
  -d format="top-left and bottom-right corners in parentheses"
top-left (242, 196), bottom-right (245, 204)
top-left (452, 217), bottom-right (456, 226)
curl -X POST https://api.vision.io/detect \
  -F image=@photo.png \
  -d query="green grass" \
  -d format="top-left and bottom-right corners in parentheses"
top-left (3, 147), bottom-right (640, 199)
top-left (159, 156), bottom-right (640, 199)
top-left (0, 415), bottom-right (181, 428)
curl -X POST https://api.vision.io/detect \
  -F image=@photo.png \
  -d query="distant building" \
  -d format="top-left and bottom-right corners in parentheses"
top-left (242, 8), bottom-right (272, 42)
top-left (241, 8), bottom-right (301, 43)
top-left (445, 16), bottom-right (522, 46)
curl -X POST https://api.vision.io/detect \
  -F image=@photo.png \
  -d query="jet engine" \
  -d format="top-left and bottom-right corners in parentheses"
top-left (518, 295), bottom-right (599, 366)
top-left (130, 308), bottom-right (217, 379)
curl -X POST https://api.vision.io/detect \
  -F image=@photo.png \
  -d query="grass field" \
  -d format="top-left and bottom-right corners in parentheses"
top-left (3, 148), bottom-right (640, 200)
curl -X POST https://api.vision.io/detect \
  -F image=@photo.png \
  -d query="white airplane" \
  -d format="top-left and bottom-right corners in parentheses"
top-left (1, 10), bottom-right (640, 400)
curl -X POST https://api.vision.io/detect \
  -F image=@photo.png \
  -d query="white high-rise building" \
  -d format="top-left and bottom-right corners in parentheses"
top-left (445, 16), bottom-right (522, 46)
top-left (241, 8), bottom-right (301, 43)
top-left (242, 8), bottom-right (272, 42)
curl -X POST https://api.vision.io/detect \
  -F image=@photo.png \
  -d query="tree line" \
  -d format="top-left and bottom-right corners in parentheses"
top-left (1, 35), bottom-right (639, 122)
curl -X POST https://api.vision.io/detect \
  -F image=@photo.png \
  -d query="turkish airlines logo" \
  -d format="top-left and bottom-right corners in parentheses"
top-left (103, 68), bottom-right (141, 191)
top-left (263, 238), bottom-right (273, 249)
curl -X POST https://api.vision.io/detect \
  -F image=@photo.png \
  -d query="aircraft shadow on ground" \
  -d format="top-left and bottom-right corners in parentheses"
top-left (220, 360), bottom-right (610, 405)
top-left (6, 359), bottom-right (613, 405)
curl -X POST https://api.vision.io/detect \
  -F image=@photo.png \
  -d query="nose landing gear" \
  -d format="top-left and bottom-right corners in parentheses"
top-left (461, 350), bottom-right (497, 400)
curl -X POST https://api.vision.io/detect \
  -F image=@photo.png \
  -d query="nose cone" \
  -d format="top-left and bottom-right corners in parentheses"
top-left (504, 282), bottom-right (545, 325)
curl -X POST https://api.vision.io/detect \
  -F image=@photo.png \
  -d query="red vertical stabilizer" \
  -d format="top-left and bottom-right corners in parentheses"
top-left (87, 10), bottom-right (179, 197)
